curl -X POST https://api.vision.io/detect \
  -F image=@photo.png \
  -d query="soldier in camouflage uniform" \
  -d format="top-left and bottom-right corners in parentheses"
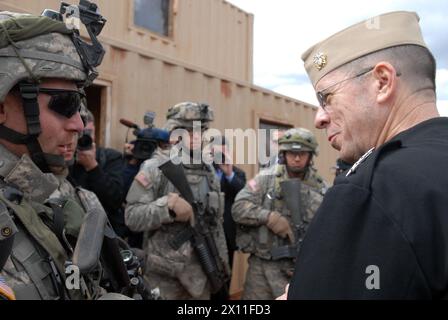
top-left (232, 128), bottom-right (327, 300)
top-left (125, 102), bottom-right (229, 300)
top-left (0, 9), bottom-right (129, 300)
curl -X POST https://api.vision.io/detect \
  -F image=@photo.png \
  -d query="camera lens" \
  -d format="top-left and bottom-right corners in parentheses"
top-left (77, 134), bottom-right (93, 151)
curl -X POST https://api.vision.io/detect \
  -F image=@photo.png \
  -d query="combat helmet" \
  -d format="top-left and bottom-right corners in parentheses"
top-left (0, 3), bottom-right (106, 172)
top-left (164, 102), bottom-right (214, 132)
top-left (278, 127), bottom-right (319, 156)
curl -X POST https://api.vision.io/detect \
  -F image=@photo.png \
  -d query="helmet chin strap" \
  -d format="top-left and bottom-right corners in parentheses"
top-left (0, 82), bottom-right (66, 173)
top-left (0, 124), bottom-right (67, 172)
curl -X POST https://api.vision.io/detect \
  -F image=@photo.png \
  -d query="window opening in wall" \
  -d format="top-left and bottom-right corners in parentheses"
top-left (259, 120), bottom-right (292, 169)
top-left (134, 0), bottom-right (171, 37)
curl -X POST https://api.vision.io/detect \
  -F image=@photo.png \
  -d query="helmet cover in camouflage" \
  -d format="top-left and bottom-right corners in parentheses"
top-left (278, 128), bottom-right (319, 156)
top-left (0, 12), bottom-right (87, 103)
top-left (79, 92), bottom-right (90, 126)
top-left (164, 102), bottom-right (214, 132)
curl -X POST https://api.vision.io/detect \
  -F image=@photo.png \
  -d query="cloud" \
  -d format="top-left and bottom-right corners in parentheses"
top-left (256, 73), bottom-right (310, 90)
top-left (437, 69), bottom-right (448, 100)
top-left (272, 83), bottom-right (319, 106)
top-left (438, 100), bottom-right (448, 117)
top-left (228, 0), bottom-right (447, 111)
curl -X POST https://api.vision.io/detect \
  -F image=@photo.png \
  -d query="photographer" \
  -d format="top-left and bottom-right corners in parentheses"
top-left (122, 126), bottom-right (170, 248)
top-left (121, 115), bottom-right (171, 197)
top-left (69, 110), bottom-right (126, 236)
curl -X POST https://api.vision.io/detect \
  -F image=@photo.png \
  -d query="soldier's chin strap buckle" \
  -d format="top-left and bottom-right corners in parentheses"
top-left (0, 82), bottom-right (60, 173)
top-left (19, 83), bottom-right (41, 137)
top-left (16, 82), bottom-right (52, 173)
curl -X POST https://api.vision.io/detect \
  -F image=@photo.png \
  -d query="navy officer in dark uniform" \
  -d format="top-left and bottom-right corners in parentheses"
top-left (283, 11), bottom-right (448, 299)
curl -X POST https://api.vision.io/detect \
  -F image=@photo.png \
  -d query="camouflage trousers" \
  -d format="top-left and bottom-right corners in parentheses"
top-left (144, 271), bottom-right (210, 300)
top-left (242, 255), bottom-right (294, 300)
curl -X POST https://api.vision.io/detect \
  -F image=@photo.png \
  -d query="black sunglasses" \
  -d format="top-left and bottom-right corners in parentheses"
top-left (39, 88), bottom-right (86, 119)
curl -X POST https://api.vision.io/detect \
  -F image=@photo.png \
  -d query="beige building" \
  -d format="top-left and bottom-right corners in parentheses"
top-left (0, 0), bottom-right (338, 180)
top-left (1, 0), bottom-right (339, 298)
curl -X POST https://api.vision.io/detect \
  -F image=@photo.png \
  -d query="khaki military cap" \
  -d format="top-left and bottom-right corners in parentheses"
top-left (302, 11), bottom-right (428, 87)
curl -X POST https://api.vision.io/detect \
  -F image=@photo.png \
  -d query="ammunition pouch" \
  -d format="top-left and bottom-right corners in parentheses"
top-left (146, 239), bottom-right (208, 298)
top-left (235, 224), bottom-right (258, 255)
top-left (206, 191), bottom-right (224, 218)
top-left (8, 224), bottom-right (63, 300)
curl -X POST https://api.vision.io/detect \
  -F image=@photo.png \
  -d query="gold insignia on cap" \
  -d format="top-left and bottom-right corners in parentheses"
top-left (313, 52), bottom-right (327, 71)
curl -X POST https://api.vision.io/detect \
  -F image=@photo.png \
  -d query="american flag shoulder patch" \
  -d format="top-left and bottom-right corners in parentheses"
top-left (135, 171), bottom-right (152, 189)
top-left (248, 179), bottom-right (258, 192)
top-left (0, 276), bottom-right (16, 300)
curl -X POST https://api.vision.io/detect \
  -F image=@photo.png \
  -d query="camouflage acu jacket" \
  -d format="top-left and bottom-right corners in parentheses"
top-left (125, 149), bottom-right (229, 298)
top-left (232, 164), bottom-right (326, 260)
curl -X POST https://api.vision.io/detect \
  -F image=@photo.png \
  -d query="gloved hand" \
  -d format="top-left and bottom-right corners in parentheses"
top-left (167, 193), bottom-right (195, 225)
top-left (266, 211), bottom-right (295, 243)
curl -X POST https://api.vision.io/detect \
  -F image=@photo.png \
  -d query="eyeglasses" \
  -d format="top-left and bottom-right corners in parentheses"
top-left (316, 67), bottom-right (375, 109)
top-left (39, 88), bottom-right (86, 119)
top-left (285, 150), bottom-right (309, 158)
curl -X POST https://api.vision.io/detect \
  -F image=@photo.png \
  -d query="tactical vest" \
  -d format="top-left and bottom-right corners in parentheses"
top-left (0, 187), bottom-right (72, 299)
top-left (182, 163), bottom-right (224, 225)
top-left (0, 150), bottom-right (86, 300)
top-left (236, 164), bottom-right (324, 260)
top-left (5, 220), bottom-right (63, 299)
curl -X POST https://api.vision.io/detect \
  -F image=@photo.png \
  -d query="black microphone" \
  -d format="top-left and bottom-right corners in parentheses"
top-left (120, 118), bottom-right (139, 130)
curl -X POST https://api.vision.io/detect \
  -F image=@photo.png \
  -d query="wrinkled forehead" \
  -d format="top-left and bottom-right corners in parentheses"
top-left (314, 67), bottom-right (351, 91)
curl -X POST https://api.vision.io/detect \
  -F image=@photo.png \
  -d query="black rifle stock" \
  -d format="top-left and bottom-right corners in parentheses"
top-left (101, 223), bottom-right (131, 292)
top-left (280, 179), bottom-right (304, 234)
top-left (271, 179), bottom-right (307, 260)
top-left (158, 160), bottom-right (229, 294)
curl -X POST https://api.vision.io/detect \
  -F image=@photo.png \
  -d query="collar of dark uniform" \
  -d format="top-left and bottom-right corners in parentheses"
top-left (346, 148), bottom-right (376, 177)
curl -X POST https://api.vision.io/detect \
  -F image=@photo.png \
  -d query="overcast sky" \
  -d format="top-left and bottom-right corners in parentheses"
top-left (227, 0), bottom-right (448, 116)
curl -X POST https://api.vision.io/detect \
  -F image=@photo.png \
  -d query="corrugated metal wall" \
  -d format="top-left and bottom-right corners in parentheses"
top-left (1, 0), bottom-right (253, 82)
top-left (97, 47), bottom-right (339, 182)
top-left (1, 0), bottom-right (340, 297)
top-left (0, 0), bottom-right (338, 182)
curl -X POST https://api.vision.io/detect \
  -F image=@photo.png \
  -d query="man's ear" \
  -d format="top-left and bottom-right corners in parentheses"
top-left (373, 62), bottom-right (399, 104)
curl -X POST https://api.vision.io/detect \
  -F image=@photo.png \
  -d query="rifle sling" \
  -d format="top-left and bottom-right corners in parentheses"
top-left (46, 200), bottom-right (72, 254)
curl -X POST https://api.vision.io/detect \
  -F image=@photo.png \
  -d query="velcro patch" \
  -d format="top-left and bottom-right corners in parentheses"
top-left (248, 179), bottom-right (258, 192)
top-left (135, 171), bottom-right (152, 189)
top-left (0, 277), bottom-right (16, 300)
